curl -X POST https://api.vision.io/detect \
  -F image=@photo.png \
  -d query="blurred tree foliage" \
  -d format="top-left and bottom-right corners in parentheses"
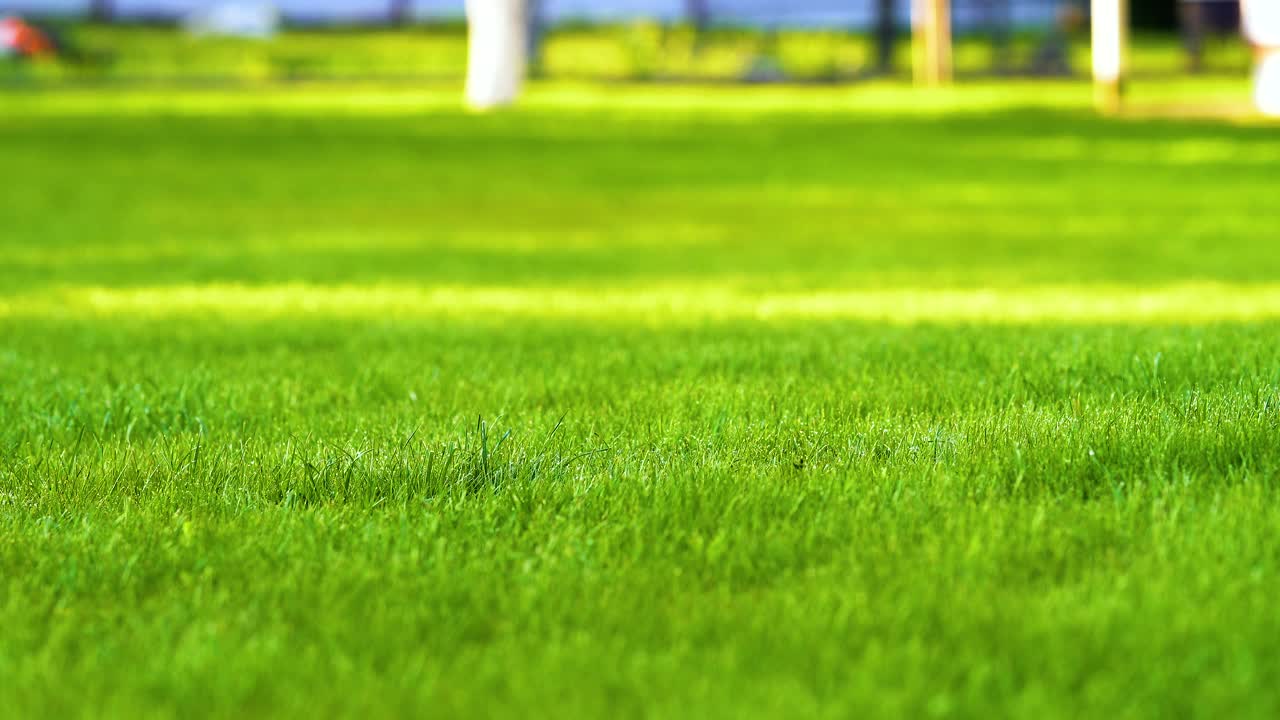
top-left (1130, 0), bottom-right (1178, 30)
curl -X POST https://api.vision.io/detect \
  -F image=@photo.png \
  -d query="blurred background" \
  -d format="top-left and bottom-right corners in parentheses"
top-left (0, 1), bottom-right (1255, 86)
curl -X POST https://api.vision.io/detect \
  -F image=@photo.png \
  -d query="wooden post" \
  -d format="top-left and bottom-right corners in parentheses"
top-left (913, 0), bottom-right (952, 86)
top-left (1091, 0), bottom-right (1128, 114)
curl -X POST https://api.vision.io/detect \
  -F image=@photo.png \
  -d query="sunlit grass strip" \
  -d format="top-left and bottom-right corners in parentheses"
top-left (7, 283), bottom-right (1280, 324)
top-left (0, 79), bottom-right (1264, 120)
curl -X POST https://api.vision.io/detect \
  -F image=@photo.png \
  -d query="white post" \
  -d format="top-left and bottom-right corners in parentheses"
top-left (1091, 0), bottom-right (1127, 114)
top-left (465, 0), bottom-right (527, 110)
top-left (1242, 0), bottom-right (1280, 116)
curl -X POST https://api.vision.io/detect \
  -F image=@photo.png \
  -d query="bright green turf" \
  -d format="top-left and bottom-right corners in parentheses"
top-left (3, 82), bottom-right (1280, 718)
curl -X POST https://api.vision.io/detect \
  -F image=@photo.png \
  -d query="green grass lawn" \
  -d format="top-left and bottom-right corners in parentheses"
top-left (3, 81), bottom-right (1280, 718)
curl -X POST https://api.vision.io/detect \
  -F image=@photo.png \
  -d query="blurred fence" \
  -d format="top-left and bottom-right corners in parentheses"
top-left (0, 1), bottom-right (1250, 84)
top-left (3, 0), bottom-right (1062, 30)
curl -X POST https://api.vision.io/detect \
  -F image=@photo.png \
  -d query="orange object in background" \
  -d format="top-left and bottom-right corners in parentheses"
top-left (0, 17), bottom-right (57, 59)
